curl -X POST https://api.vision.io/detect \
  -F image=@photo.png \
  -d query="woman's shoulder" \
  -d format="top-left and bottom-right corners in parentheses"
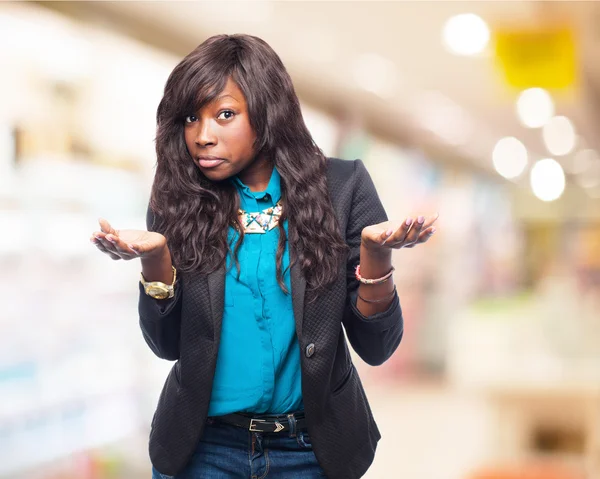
top-left (325, 157), bottom-right (366, 179)
top-left (325, 157), bottom-right (373, 188)
top-left (325, 157), bottom-right (376, 207)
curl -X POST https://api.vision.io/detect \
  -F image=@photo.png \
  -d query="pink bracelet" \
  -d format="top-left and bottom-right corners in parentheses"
top-left (355, 264), bottom-right (395, 285)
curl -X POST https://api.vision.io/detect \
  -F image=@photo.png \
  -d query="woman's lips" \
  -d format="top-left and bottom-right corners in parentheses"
top-left (197, 156), bottom-right (225, 168)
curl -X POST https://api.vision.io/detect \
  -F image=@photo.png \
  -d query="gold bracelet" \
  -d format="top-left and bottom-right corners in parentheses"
top-left (357, 284), bottom-right (397, 304)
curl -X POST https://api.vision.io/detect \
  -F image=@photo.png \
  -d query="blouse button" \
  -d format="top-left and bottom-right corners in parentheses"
top-left (305, 343), bottom-right (315, 358)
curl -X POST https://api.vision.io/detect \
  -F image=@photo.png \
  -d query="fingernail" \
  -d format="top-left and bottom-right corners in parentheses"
top-left (418, 216), bottom-right (424, 224)
top-left (406, 218), bottom-right (413, 226)
top-left (106, 235), bottom-right (115, 242)
top-left (128, 244), bottom-right (138, 252)
top-left (95, 235), bottom-right (102, 241)
top-left (386, 229), bottom-right (394, 236)
top-left (430, 227), bottom-right (436, 234)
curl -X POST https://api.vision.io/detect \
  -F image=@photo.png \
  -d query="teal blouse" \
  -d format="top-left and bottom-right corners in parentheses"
top-left (207, 167), bottom-right (303, 416)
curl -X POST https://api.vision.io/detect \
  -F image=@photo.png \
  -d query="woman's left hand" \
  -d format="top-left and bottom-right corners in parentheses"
top-left (361, 214), bottom-right (439, 252)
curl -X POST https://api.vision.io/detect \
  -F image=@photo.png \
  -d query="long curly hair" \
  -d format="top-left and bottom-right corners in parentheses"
top-left (150, 34), bottom-right (348, 293)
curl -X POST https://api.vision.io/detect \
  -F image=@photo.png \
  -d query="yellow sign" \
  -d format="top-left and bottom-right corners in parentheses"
top-left (494, 27), bottom-right (576, 90)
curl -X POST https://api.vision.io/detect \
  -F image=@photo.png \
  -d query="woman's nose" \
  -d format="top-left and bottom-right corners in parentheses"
top-left (195, 120), bottom-right (217, 147)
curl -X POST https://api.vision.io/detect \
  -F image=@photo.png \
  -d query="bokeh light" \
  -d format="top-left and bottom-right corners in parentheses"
top-left (516, 88), bottom-right (555, 128)
top-left (530, 158), bottom-right (566, 201)
top-left (442, 13), bottom-right (490, 56)
top-left (543, 116), bottom-right (576, 156)
top-left (492, 136), bottom-right (528, 179)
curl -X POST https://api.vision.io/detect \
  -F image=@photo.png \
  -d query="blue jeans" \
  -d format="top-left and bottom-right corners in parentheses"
top-left (152, 418), bottom-right (326, 478)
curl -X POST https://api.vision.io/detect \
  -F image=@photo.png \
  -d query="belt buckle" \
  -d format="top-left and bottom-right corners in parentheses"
top-left (249, 418), bottom-right (265, 432)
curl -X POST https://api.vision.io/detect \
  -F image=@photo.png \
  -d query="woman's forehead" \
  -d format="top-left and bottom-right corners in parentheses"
top-left (199, 79), bottom-right (246, 107)
top-left (216, 78), bottom-right (244, 100)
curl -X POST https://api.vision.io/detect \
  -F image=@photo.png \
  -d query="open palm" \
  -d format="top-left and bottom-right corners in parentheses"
top-left (90, 218), bottom-right (167, 261)
top-left (362, 214), bottom-right (439, 252)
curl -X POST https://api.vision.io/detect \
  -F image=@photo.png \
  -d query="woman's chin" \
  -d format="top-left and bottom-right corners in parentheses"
top-left (200, 167), bottom-right (234, 183)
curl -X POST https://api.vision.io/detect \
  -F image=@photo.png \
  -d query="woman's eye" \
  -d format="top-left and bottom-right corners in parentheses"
top-left (217, 110), bottom-right (235, 121)
top-left (184, 115), bottom-right (197, 124)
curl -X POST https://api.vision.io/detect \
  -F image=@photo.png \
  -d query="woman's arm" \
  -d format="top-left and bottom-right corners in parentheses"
top-left (342, 160), bottom-right (404, 366)
top-left (138, 206), bottom-right (182, 361)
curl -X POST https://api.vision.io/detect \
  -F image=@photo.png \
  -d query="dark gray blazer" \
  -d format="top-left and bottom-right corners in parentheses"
top-left (139, 157), bottom-right (404, 479)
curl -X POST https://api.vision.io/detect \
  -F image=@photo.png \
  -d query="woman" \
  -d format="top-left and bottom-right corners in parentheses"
top-left (90, 34), bottom-right (437, 479)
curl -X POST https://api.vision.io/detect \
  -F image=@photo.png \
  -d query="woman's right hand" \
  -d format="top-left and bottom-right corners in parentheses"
top-left (90, 218), bottom-right (168, 261)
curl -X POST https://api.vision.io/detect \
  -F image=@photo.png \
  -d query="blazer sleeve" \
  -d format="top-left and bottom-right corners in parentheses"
top-left (138, 204), bottom-right (182, 361)
top-left (342, 159), bottom-right (404, 366)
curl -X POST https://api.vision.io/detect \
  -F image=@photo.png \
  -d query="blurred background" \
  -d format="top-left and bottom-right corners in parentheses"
top-left (1, 1), bottom-right (600, 478)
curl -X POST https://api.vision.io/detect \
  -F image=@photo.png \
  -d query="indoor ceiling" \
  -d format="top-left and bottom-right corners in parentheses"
top-left (40, 1), bottom-right (600, 181)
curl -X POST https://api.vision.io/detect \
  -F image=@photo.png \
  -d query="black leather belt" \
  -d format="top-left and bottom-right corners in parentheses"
top-left (213, 412), bottom-right (307, 433)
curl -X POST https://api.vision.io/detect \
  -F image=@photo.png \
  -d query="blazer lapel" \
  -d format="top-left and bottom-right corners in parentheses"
top-left (290, 260), bottom-right (306, 340)
top-left (207, 265), bottom-right (226, 342)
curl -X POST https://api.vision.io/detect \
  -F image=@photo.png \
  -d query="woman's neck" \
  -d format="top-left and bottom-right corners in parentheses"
top-left (237, 156), bottom-right (273, 192)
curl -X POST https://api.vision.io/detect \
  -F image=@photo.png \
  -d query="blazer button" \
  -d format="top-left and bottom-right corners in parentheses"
top-left (305, 343), bottom-right (315, 358)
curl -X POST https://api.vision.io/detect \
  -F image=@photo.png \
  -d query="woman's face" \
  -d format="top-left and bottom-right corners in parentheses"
top-left (184, 78), bottom-right (258, 182)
